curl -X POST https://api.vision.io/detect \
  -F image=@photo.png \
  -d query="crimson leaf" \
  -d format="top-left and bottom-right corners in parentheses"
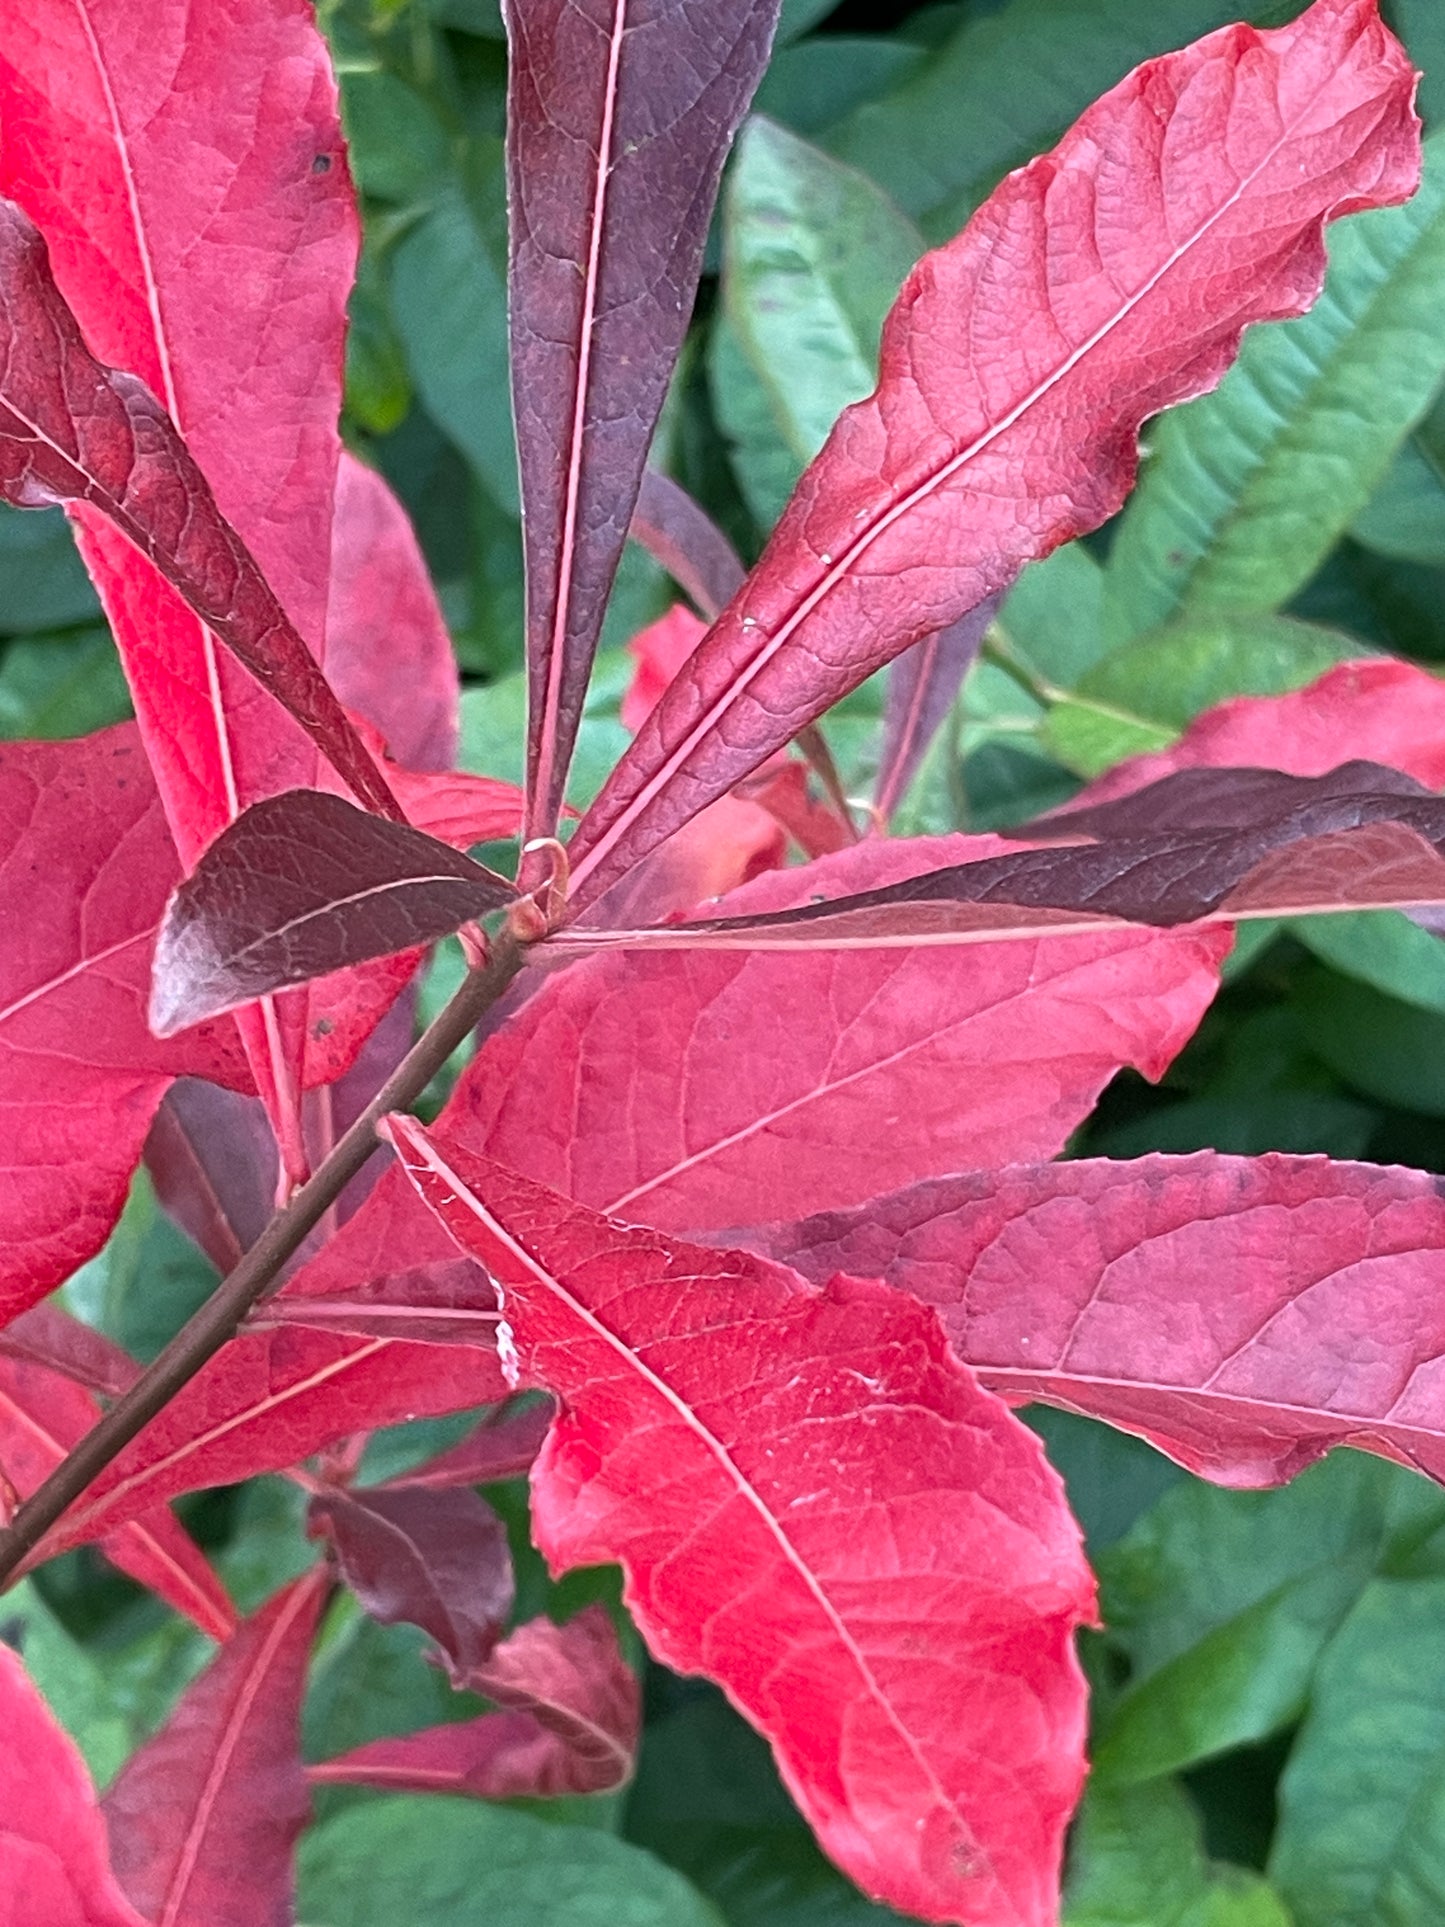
top-left (308, 1485), bottom-right (514, 1682)
top-left (0, 199), bottom-right (396, 825)
top-left (564, 0), bottom-right (1419, 911)
top-left (101, 1571), bottom-right (327, 1927)
top-left (509, 0), bottom-right (782, 838)
top-left (0, 726), bottom-right (249, 1327)
top-left (382, 1117), bottom-right (1094, 1927)
top-left (376, 1400), bottom-right (554, 1492)
top-left (0, 1643), bottom-right (146, 1927)
top-left (758, 1154), bottom-right (1445, 1490)
top-left (149, 791), bottom-right (514, 1036)
top-left (0, 1352), bottom-right (234, 1640)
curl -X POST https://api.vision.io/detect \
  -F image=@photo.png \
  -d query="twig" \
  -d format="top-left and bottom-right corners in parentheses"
top-left (0, 929), bottom-right (528, 1586)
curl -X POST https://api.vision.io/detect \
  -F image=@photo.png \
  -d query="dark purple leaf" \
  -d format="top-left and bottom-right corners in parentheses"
top-left (309, 1606), bottom-right (638, 1800)
top-left (875, 598), bottom-right (996, 823)
top-left (509, 0), bottom-right (782, 839)
top-left (541, 763), bottom-right (1445, 956)
top-left (145, 1079), bottom-right (280, 1276)
top-left (0, 1304), bottom-right (138, 1400)
top-left (378, 1399), bottom-right (555, 1492)
top-left (629, 468), bottom-right (746, 621)
top-left (308, 1485), bottom-right (514, 1682)
top-left (0, 199), bottom-right (399, 825)
top-left (150, 791), bottom-right (514, 1036)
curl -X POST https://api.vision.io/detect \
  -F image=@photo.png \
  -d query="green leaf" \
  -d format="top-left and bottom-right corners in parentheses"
top-left (0, 1581), bottom-right (132, 1788)
top-left (723, 119), bottom-right (921, 471)
top-left (0, 505), bottom-right (101, 632)
top-left (389, 144), bottom-right (516, 512)
top-left (1066, 1780), bottom-right (1292, 1926)
top-left (1025, 1410), bottom-right (1184, 1554)
top-left (997, 543), bottom-right (1106, 688)
top-left (1390, 0), bottom-right (1445, 127)
top-left (63, 1173), bottom-right (217, 1365)
top-left (776, 0), bottom-right (841, 43)
top-left (340, 69), bottom-right (451, 204)
top-left (823, 0), bottom-right (1303, 237)
top-left (1270, 1577), bottom-right (1445, 1925)
top-left (0, 629), bottom-right (130, 739)
top-left (1104, 130), bottom-right (1445, 643)
top-left (1296, 967), bottom-right (1445, 1116)
top-left (1042, 615), bottom-right (1362, 776)
top-left (1290, 912), bottom-right (1445, 1017)
top-left (1351, 388), bottom-right (1445, 565)
top-left (1093, 1453), bottom-right (1445, 1785)
top-left (298, 1797), bottom-right (725, 1926)
top-left (709, 312), bottom-right (802, 533)
top-left (752, 38), bottom-right (923, 141)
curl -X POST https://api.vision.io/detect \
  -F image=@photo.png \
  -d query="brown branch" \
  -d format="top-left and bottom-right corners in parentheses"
top-left (0, 930), bottom-right (529, 1587)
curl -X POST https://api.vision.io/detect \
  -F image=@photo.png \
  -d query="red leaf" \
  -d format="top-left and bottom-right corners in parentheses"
top-left (382, 1120), bottom-right (1094, 1925)
top-left (149, 791), bottom-right (514, 1035)
top-left (0, 1303), bottom-right (138, 1399)
top-left (308, 1485), bottom-right (514, 1682)
top-left (101, 1570), bottom-right (327, 1927)
top-left (326, 452), bottom-right (459, 774)
top-left (378, 1399), bottom-right (554, 1492)
top-left (310, 1605), bottom-right (638, 1800)
top-left (509, 0), bottom-right (781, 838)
top-left (876, 600), bottom-right (996, 823)
top-left (43, 1325), bottom-right (505, 1553)
top-left (620, 603), bottom-right (709, 733)
top-left (144, 1078), bottom-right (280, 1278)
top-left (758, 1154), bottom-right (1445, 1490)
top-left (0, 1643), bottom-right (146, 1927)
top-left (0, 726), bottom-right (248, 1327)
top-left (1067, 656), bottom-right (1445, 804)
top-left (0, 1354), bottom-right (234, 1640)
top-left (0, 198), bottom-right (396, 826)
top-left (629, 468), bottom-right (746, 621)
top-left (440, 837), bottom-right (1225, 1230)
top-left (564, 0), bottom-right (1419, 910)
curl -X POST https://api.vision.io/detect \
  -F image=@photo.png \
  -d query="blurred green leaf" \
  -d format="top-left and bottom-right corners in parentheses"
top-left (998, 544), bottom-right (1106, 688)
top-left (824, 0), bottom-right (1303, 237)
top-left (299, 1796), bottom-right (726, 1925)
top-left (1042, 614), bottom-right (1362, 775)
top-left (1066, 1780), bottom-right (1291, 1926)
top-left (1289, 912), bottom-right (1445, 1017)
top-left (0, 629), bottom-right (130, 739)
top-left (425, 0), bottom-right (505, 36)
top-left (753, 38), bottom-right (923, 139)
top-left (389, 143), bottom-right (516, 512)
top-left (1296, 966), bottom-right (1445, 1116)
top-left (0, 1580), bottom-right (132, 1787)
top-left (1390, 0), bottom-right (1445, 126)
top-left (710, 311), bottom-right (808, 532)
top-left (1093, 1454), bottom-right (1445, 1786)
top-left (724, 119), bottom-right (921, 471)
top-left (1351, 389), bottom-right (1445, 565)
top-left (0, 505), bottom-right (101, 632)
top-left (1026, 1410), bottom-right (1184, 1554)
top-left (1104, 130), bottom-right (1445, 643)
top-left (1270, 1577), bottom-right (1445, 1925)
top-left (776, 0), bottom-right (840, 41)
top-left (340, 67), bottom-right (451, 203)
top-left (346, 244), bottom-right (413, 436)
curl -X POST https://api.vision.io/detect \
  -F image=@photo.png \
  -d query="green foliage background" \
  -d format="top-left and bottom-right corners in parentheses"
top-left (8, 1), bottom-right (1445, 1919)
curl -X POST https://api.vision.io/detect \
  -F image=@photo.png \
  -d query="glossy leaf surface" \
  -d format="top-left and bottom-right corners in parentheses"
top-left (384, 1120), bottom-right (1095, 1927)
top-left (150, 791), bottom-right (513, 1035)
top-left (508, 0), bottom-right (782, 836)
top-left (566, 0), bottom-right (1420, 909)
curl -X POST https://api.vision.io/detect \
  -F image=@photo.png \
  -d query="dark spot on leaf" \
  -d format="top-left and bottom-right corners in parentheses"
top-left (313, 1017), bottom-right (335, 1037)
top-left (312, 153), bottom-right (333, 175)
